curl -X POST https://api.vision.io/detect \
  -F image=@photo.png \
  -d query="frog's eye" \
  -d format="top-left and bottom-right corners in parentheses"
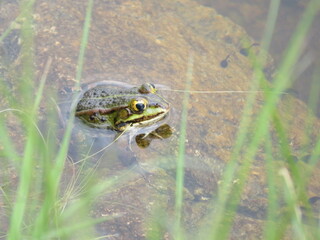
top-left (130, 98), bottom-right (148, 113)
top-left (139, 83), bottom-right (157, 94)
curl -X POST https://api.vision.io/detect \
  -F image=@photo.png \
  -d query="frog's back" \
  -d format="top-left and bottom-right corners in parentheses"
top-left (76, 85), bottom-right (137, 112)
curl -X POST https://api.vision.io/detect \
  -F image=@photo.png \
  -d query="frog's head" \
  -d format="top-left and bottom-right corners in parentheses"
top-left (114, 94), bottom-right (170, 131)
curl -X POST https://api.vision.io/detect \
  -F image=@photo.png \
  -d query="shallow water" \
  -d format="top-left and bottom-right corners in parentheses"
top-left (1, 0), bottom-right (320, 239)
top-left (197, 0), bottom-right (320, 116)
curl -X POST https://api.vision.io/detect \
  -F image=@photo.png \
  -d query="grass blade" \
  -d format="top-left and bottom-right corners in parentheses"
top-left (174, 54), bottom-right (193, 240)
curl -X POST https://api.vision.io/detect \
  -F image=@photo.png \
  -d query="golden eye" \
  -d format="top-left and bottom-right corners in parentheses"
top-left (130, 98), bottom-right (148, 113)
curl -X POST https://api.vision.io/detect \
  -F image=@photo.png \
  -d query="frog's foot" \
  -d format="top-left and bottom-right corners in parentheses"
top-left (135, 124), bottom-right (173, 148)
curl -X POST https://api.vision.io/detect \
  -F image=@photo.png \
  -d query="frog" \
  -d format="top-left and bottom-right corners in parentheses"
top-left (58, 81), bottom-right (174, 170)
top-left (75, 82), bottom-right (170, 132)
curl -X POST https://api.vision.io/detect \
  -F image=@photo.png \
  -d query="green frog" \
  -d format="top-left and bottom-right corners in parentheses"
top-left (75, 82), bottom-right (170, 132)
top-left (71, 81), bottom-right (173, 176)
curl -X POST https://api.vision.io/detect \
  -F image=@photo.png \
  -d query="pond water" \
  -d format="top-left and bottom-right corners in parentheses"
top-left (197, 0), bottom-right (320, 116)
top-left (1, 0), bottom-right (320, 239)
